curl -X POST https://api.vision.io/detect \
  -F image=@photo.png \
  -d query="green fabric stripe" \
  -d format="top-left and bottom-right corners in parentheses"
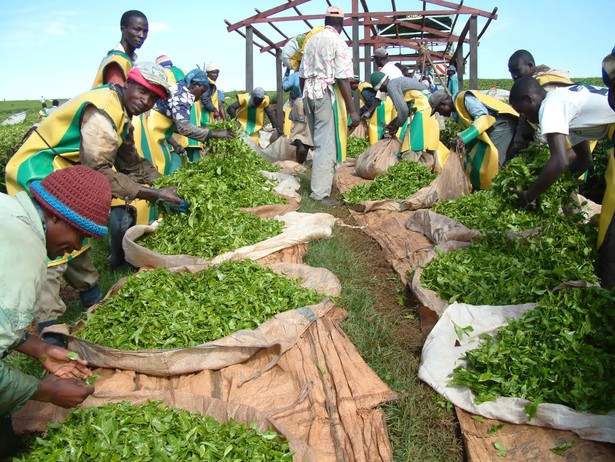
top-left (138, 115), bottom-right (155, 165)
top-left (16, 101), bottom-right (91, 190)
top-left (246, 104), bottom-right (258, 135)
top-left (376, 102), bottom-right (386, 140)
top-left (460, 125), bottom-right (480, 144)
top-left (470, 141), bottom-right (487, 190)
top-left (332, 89), bottom-right (343, 162)
top-left (398, 118), bottom-right (410, 143)
top-left (187, 105), bottom-right (201, 147)
top-left (409, 111), bottom-right (425, 151)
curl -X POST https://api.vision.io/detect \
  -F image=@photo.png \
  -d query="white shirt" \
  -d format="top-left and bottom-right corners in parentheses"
top-left (375, 62), bottom-right (404, 100)
top-left (539, 84), bottom-right (615, 146)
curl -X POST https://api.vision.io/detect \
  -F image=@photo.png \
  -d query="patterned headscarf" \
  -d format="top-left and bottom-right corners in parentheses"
top-left (182, 69), bottom-right (209, 87)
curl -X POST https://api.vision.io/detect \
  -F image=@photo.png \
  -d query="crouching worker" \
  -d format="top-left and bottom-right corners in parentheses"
top-left (0, 166), bottom-right (111, 457)
top-left (509, 76), bottom-right (615, 288)
top-left (429, 89), bottom-right (519, 190)
top-left (6, 62), bottom-right (186, 344)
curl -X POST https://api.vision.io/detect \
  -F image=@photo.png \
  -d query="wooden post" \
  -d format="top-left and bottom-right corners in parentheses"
top-left (469, 15), bottom-right (478, 90)
top-left (456, 44), bottom-right (464, 91)
top-left (275, 48), bottom-right (284, 131)
top-left (352, 0), bottom-right (360, 108)
top-left (246, 26), bottom-right (254, 91)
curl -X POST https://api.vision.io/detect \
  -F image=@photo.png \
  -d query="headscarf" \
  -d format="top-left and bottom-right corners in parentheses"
top-left (182, 69), bottom-right (209, 87)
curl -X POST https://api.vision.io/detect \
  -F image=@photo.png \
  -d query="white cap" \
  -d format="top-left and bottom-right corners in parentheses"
top-left (205, 62), bottom-right (219, 72)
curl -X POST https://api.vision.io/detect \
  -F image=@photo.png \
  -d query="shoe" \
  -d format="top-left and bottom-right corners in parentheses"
top-left (79, 285), bottom-right (103, 309)
top-left (316, 197), bottom-right (340, 207)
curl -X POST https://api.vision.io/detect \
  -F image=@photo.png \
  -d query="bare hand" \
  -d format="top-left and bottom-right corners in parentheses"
top-left (449, 136), bottom-right (465, 151)
top-left (361, 111), bottom-right (372, 121)
top-left (386, 122), bottom-right (398, 136)
top-left (514, 189), bottom-right (537, 212)
top-left (157, 186), bottom-right (183, 205)
top-left (39, 345), bottom-right (92, 380)
top-left (35, 376), bottom-right (94, 408)
top-left (174, 145), bottom-right (187, 157)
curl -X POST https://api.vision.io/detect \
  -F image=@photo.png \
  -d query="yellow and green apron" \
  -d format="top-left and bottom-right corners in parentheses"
top-left (283, 103), bottom-right (292, 137)
top-left (454, 90), bottom-right (519, 190)
top-left (398, 90), bottom-right (440, 153)
top-left (236, 93), bottom-right (270, 142)
top-left (92, 50), bottom-right (134, 88)
top-left (6, 86), bottom-right (129, 266)
top-left (598, 125), bottom-right (615, 249)
top-left (331, 83), bottom-right (349, 162)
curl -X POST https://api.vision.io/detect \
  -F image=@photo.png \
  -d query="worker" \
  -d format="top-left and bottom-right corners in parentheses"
top-left (140, 68), bottom-right (236, 171)
top-left (227, 87), bottom-right (280, 143)
top-left (6, 63), bottom-right (185, 338)
top-left (283, 67), bottom-right (313, 164)
top-left (509, 76), bottom-right (615, 288)
top-left (299, 5), bottom-right (360, 206)
top-left (92, 10), bottom-right (148, 87)
top-left (0, 165), bottom-right (111, 456)
top-left (429, 89), bottom-right (519, 190)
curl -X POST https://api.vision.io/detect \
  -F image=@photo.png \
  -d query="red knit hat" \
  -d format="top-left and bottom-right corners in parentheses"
top-left (29, 165), bottom-right (112, 238)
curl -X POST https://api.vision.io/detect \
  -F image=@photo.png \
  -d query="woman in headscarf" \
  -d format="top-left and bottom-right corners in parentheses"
top-left (135, 68), bottom-right (235, 173)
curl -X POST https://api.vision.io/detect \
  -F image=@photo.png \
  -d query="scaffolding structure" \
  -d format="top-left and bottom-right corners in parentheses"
top-left (226, 0), bottom-right (497, 127)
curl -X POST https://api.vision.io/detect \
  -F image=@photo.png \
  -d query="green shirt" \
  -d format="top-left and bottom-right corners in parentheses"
top-left (0, 192), bottom-right (46, 415)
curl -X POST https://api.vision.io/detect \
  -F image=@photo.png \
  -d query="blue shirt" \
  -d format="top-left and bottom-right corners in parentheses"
top-left (283, 71), bottom-right (302, 100)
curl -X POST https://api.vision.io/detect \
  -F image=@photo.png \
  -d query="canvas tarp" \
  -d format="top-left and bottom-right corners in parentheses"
top-left (123, 211), bottom-right (337, 269)
top-left (418, 302), bottom-right (615, 443)
top-left (15, 307), bottom-right (399, 462)
top-left (66, 262), bottom-right (341, 376)
top-left (12, 390), bottom-right (316, 462)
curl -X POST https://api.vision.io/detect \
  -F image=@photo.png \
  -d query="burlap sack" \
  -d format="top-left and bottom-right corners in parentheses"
top-left (262, 135), bottom-right (296, 163)
top-left (349, 119), bottom-right (368, 138)
top-left (402, 149), bottom-right (472, 211)
top-left (12, 390), bottom-right (316, 462)
top-left (355, 137), bottom-right (401, 180)
top-left (66, 262), bottom-right (342, 376)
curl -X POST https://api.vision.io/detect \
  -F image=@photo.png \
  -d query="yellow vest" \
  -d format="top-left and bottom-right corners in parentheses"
top-left (598, 125), bottom-right (615, 248)
top-left (289, 26), bottom-right (325, 71)
top-left (92, 50), bottom-right (134, 88)
top-left (236, 93), bottom-right (270, 142)
top-left (6, 86), bottom-right (128, 265)
top-left (454, 91), bottom-right (519, 190)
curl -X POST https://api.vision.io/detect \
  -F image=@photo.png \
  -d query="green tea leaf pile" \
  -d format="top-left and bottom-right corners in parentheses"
top-left (433, 143), bottom-right (579, 232)
top-left (77, 260), bottom-right (324, 350)
top-left (451, 286), bottom-right (615, 414)
top-left (343, 160), bottom-right (436, 203)
top-left (346, 136), bottom-right (370, 158)
top-left (420, 220), bottom-right (597, 306)
top-left (14, 400), bottom-right (293, 461)
top-left (144, 120), bottom-right (285, 259)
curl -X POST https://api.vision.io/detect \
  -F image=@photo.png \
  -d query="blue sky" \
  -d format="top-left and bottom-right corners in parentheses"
top-left (0, 0), bottom-right (611, 101)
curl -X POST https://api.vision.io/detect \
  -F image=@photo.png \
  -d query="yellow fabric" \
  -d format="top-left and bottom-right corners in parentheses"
top-left (289, 26), bottom-right (325, 71)
top-left (598, 125), bottom-right (615, 248)
top-left (236, 93), bottom-right (270, 142)
top-left (368, 98), bottom-right (396, 145)
top-left (92, 52), bottom-right (133, 88)
top-left (434, 141), bottom-right (451, 172)
top-left (7, 87), bottom-right (126, 265)
top-left (455, 91), bottom-right (517, 190)
top-left (358, 82), bottom-right (373, 107)
top-left (283, 104), bottom-right (292, 137)
top-left (400, 90), bottom-right (440, 152)
top-left (333, 84), bottom-right (348, 162)
top-left (536, 73), bottom-right (574, 87)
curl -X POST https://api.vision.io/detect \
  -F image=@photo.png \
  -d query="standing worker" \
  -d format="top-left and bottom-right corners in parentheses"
top-left (446, 64), bottom-right (459, 98)
top-left (92, 10), bottom-right (148, 87)
top-left (300, 6), bottom-right (360, 206)
top-left (283, 67), bottom-right (313, 164)
top-left (0, 166), bottom-right (112, 457)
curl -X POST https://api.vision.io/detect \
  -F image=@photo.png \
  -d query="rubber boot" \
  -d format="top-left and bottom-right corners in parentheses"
top-left (109, 206), bottom-right (137, 270)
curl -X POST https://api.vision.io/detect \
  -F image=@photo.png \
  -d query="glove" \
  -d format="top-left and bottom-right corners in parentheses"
top-left (515, 190), bottom-right (537, 212)
top-left (157, 199), bottom-right (191, 214)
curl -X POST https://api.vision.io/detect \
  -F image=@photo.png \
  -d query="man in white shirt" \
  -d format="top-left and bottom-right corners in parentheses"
top-left (510, 76), bottom-right (615, 287)
top-left (361, 47), bottom-right (403, 120)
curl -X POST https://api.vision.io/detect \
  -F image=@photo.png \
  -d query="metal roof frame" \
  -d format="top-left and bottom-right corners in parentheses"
top-left (226, 0), bottom-right (497, 127)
